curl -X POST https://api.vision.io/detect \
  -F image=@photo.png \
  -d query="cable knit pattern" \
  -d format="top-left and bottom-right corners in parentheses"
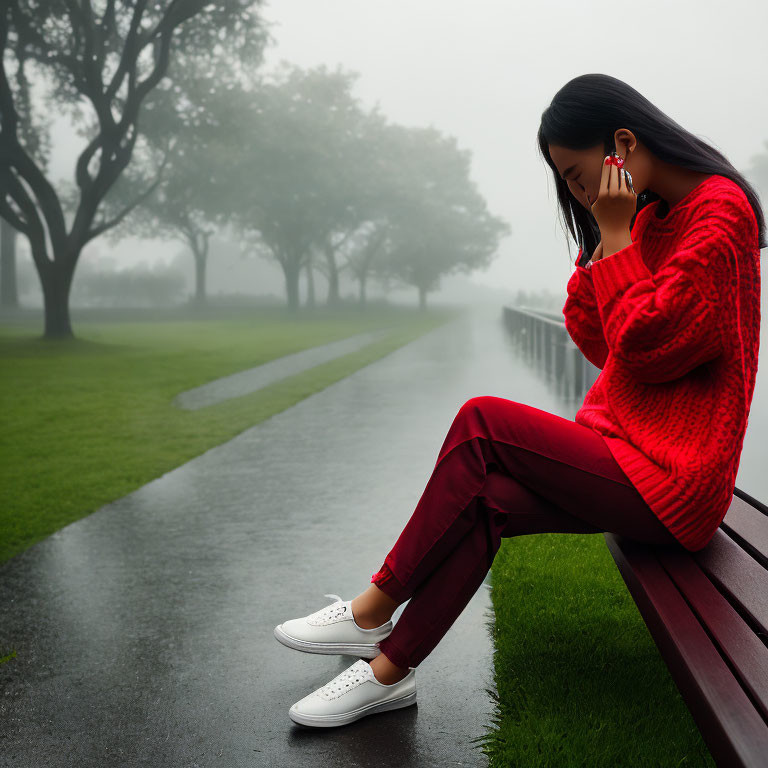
top-left (562, 175), bottom-right (761, 551)
top-left (563, 266), bottom-right (611, 369)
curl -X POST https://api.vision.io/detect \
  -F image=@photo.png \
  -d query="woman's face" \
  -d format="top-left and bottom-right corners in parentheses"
top-left (548, 143), bottom-right (609, 212)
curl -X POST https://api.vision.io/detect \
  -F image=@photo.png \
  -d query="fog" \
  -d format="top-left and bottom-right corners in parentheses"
top-left (19, 0), bottom-right (767, 310)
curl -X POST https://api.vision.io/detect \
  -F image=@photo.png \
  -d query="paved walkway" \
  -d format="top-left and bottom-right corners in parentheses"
top-left (0, 304), bottom-right (572, 768)
top-left (173, 327), bottom-right (394, 410)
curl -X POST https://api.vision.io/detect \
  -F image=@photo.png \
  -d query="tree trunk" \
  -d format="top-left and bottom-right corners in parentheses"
top-left (284, 263), bottom-right (301, 312)
top-left (305, 257), bottom-right (315, 308)
top-left (40, 256), bottom-right (76, 339)
top-left (358, 275), bottom-right (367, 307)
top-left (324, 243), bottom-right (340, 307)
top-left (326, 263), bottom-right (339, 306)
top-left (190, 234), bottom-right (208, 307)
top-left (0, 218), bottom-right (19, 308)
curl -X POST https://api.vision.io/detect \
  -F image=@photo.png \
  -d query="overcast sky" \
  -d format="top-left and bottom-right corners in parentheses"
top-left (46, 0), bottom-right (768, 296)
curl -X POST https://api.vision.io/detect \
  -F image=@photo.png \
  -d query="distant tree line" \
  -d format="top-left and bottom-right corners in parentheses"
top-left (0, 1), bottom-right (510, 339)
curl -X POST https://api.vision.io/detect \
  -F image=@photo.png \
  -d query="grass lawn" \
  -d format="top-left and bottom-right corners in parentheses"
top-left (477, 533), bottom-right (716, 767)
top-left (0, 302), bottom-right (460, 566)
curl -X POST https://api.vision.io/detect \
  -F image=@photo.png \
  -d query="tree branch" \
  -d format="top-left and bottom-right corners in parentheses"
top-left (0, 197), bottom-right (30, 235)
top-left (0, 10), bottom-right (19, 137)
top-left (85, 151), bottom-right (170, 242)
top-left (4, 171), bottom-right (48, 262)
top-left (75, 133), bottom-right (102, 190)
top-left (7, 140), bottom-right (69, 248)
top-left (104, 0), bottom-right (147, 103)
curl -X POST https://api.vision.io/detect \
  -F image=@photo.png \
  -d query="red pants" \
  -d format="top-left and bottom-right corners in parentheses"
top-left (370, 397), bottom-right (681, 670)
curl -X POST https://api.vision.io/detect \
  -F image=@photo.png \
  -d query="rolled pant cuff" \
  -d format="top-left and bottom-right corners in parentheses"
top-left (376, 636), bottom-right (412, 670)
top-left (370, 561), bottom-right (411, 604)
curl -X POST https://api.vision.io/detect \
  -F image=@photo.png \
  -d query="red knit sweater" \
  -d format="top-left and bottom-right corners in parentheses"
top-left (563, 174), bottom-right (761, 551)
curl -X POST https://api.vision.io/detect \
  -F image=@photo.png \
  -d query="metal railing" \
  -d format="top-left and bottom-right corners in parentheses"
top-left (502, 305), bottom-right (600, 402)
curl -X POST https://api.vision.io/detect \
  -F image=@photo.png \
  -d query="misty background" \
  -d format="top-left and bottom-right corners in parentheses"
top-left (11, 0), bottom-right (768, 313)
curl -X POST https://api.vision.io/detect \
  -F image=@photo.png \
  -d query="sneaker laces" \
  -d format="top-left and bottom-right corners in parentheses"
top-left (317, 661), bottom-right (372, 700)
top-left (306, 593), bottom-right (348, 626)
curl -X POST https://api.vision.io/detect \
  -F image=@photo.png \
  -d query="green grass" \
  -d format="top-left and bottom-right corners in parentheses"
top-left (0, 302), bottom-right (461, 565)
top-left (477, 533), bottom-right (717, 767)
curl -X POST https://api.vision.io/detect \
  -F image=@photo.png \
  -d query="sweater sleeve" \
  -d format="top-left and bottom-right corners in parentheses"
top-left (588, 192), bottom-right (752, 384)
top-left (562, 248), bottom-right (610, 369)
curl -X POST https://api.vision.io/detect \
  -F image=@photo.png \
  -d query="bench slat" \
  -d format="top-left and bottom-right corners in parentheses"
top-left (721, 494), bottom-right (768, 566)
top-left (656, 538), bottom-right (768, 723)
top-left (693, 528), bottom-right (768, 639)
top-left (604, 532), bottom-right (768, 768)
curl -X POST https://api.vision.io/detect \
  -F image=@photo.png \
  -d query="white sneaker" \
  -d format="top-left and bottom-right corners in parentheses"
top-left (289, 658), bottom-right (416, 727)
top-left (274, 593), bottom-right (393, 659)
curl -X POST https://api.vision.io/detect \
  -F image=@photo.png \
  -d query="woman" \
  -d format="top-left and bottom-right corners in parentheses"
top-left (275, 73), bottom-right (765, 728)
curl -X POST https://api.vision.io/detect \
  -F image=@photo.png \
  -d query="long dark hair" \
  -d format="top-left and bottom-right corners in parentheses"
top-left (537, 73), bottom-right (767, 264)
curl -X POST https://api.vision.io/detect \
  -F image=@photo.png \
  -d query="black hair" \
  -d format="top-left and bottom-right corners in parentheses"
top-left (537, 73), bottom-right (767, 265)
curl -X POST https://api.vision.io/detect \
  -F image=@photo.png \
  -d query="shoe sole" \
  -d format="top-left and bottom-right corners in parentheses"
top-left (274, 623), bottom-right (384, 659)
top-left (289, 690), bottom-right (417, 727)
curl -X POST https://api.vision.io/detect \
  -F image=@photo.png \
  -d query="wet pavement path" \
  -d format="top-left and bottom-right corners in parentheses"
top-left (173, 327), bottom-right (394, 411)
top-left (0, 304), bottom-right (571, 768)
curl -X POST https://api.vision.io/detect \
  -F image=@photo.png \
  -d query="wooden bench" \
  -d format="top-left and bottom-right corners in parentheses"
top-left (502, 301), bottom-right (768, 763)
top-left (604, 486), bottom-right (768, 767)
